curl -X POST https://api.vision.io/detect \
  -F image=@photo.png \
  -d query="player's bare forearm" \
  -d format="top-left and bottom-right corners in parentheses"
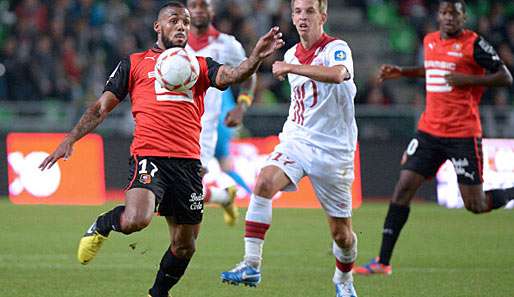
top-left (446, 66), bottom-right (513, 87)
top-left (289, 64), bottom-right (349, 83)
top-left (216, 56), bottom-right (262, 89)
top-left (399, 66), bottom-right (425, 78)
top-left (66, 92), bottom-right (119, 144)
top-left (239, 73), bottom-right (257, 98)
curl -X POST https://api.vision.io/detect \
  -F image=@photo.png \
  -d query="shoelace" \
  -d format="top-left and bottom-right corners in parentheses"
top-left (229, 261), bottom-right (249, 272)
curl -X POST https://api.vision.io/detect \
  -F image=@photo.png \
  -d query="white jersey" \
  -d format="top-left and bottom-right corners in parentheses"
top-left (280, 39), bottom-right (358, 166)
top-left (186, 33), bottom-right (247, 165)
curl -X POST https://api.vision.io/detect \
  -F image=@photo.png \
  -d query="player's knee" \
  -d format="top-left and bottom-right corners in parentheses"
top-left (123, 214), bottom-right (152, 233)
top-left (172, 242), bottom-right (196, 259)
top-left (463, 201), bottom-right (485, 214)
top-left (392, 183), bottom-right (415, 206)
top-left (254, 176), bottom-right (277, 197)
top-left (332, 229), bottom-right (353, 249)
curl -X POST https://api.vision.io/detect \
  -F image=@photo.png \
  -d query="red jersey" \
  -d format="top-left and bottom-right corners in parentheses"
top-left (104, 46), bottom-right (225, 158)
top-left (419, 30), bottom-right (503, 137)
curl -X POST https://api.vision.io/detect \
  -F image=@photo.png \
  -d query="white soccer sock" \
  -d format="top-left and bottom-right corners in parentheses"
top-left (333, 232), bottom-right (358, 284)
top-left (244, 237), bottom-right (264, 269)
top-left (204, 185), bottom-right (230, 205)
top-left (243, 194), bottom-right (272, 269)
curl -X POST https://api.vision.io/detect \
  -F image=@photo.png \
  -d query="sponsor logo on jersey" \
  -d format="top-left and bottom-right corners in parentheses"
top-left (334, 50), bottom-right (346, 61)
top-left (139, 173), bottom-right (152, 184)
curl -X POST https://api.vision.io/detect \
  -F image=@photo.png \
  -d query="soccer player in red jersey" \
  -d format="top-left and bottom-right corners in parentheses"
top-left (38, 2), bottom-right (284, 296)
top-left (354, 0), bottom-right (514, 276)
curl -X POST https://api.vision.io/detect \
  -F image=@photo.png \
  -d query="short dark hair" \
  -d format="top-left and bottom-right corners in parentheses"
top-left (439, 0), bottom-right (466, 13)
top-left (291, 0), bottom-right (327, 14)
top-left (158, 1), bottom-right (187, 18)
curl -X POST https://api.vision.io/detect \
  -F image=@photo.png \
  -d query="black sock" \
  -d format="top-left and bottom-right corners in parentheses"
top-left (95, 205), bottom-right (125, 236)
top-left (148, 248), bottom-right (191, 297)
top-left (486, 187), bottom-right (514, 210)
top-left (379, 203), bottom-right (410, 266)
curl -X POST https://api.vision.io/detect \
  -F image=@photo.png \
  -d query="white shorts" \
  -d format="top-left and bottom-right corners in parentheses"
top-left (264, 140), bottom-right (355, 218)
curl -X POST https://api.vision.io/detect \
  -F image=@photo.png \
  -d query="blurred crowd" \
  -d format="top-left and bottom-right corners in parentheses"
top-left (0, 0), bottom-right (512, 107)
top-left (0, 0), bottom-right (297, 105)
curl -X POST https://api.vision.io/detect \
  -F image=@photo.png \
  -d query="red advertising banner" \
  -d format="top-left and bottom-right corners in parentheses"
top-left (7, 133), bottom-right (106, 205)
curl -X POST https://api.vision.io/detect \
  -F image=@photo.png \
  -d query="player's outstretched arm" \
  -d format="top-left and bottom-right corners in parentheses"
top-left (224, 73), bottom-right (257, 127)
top-left (378, 65), bottom-right (425, 82)
top-left (444, 65), bottom-right (513, 87)
top-left (39, 91), bottom-right (119, 170)
top-left (272, 62), bottom-right (349, 83)
top-left (215, 27), bottom-right (284, 89)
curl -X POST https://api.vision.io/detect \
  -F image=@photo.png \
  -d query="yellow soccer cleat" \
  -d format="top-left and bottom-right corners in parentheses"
top-left (77, 221), bottom-right (108, 265)
top-left (222, 186), bottom-right (239, 226)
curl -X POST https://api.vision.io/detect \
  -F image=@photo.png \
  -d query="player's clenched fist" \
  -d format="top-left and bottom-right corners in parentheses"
top-left (272, 61), bottom-right (291, 81)
top-left (378, 64), bottom-right (402, 82)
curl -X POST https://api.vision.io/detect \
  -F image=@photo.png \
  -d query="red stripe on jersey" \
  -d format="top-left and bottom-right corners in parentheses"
top-left (473, 137), bottom-right (484, 183)
top-left (124, 155), bottom-right (139, 191)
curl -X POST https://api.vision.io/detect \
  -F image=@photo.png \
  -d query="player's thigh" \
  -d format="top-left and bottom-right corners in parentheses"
top-left (260, 141), bottom-right (306, 194)
top-left (158, 158), bottom-right (204, 225)
top-left (124, 188), bottom-right (156, 224)
top-left (392, 169), bottom-right (426, 205)
top-left (459, 183), bottom-right (487, 212)
top-left (401, 131), bottom-right (447, 179)
top-left (310, 166), bottom-right (354, 219)
top-left (255, 165), bottom-right (295, 197)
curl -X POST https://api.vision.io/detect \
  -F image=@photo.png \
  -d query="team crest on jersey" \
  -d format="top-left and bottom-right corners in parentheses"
top-left (334, 50), bottom-right (346, 61)
top-left (448, 43), bottom-right (463, 57)
top-left (139, 173), bottom-right (152, 184)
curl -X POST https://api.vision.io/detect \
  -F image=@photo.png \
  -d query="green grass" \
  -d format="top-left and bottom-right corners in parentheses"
top-left (0, 198), bottom-right (513, 297)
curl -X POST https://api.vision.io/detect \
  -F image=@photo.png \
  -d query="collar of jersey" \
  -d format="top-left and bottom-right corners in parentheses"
top-left (295, 33), bottom-right (336, 65)
top-left (188, 25), bottom-right (221, 51)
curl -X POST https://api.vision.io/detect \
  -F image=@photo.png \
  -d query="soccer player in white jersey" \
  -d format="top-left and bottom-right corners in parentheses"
top-left (186, 0), bottom-right (257, 225)
top-left (221, 0), bottom-right (358, 296)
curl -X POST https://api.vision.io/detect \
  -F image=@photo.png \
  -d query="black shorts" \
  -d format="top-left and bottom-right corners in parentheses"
top-left (125, 156), bottom-right (204, 224)
top-left (401, 131), bottom-right (483, 185)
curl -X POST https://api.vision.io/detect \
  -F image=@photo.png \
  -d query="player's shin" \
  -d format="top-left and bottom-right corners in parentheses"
top-left (95, 205), bottom-right (125, 236)
top-left (149, 247), bottom-right (191, 297)
top-left (485, 187), bottom-right (514, 210)
top-left (243, 194), bottom-right (272, 269)
top-left (333, 232), bottom-right (357, 284)
top-left (379, 203), bottom-right (410, 265)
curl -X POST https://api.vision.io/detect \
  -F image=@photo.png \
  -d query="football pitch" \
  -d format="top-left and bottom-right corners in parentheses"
top-left (1, 198), bottom-right (513, 297)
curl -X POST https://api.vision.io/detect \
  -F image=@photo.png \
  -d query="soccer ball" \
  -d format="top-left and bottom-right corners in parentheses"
top-left (154, 47), bottom-right (200, 92)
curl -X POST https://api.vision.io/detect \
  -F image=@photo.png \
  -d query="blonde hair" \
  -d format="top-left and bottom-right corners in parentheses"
top-left (291, 0), bottom-right (327, 14)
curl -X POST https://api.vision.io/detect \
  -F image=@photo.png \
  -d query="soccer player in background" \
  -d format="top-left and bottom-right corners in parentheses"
top-left (215, 88), bottom-right (253, 195)
top-left (354, 0), bottom-right (514, 276)
top-left (221, 0), bottom-right (359, 296)
top-left (39, 2), bottom-right (284, 297)
top-left (186, 0), bottom-right (257, 225)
